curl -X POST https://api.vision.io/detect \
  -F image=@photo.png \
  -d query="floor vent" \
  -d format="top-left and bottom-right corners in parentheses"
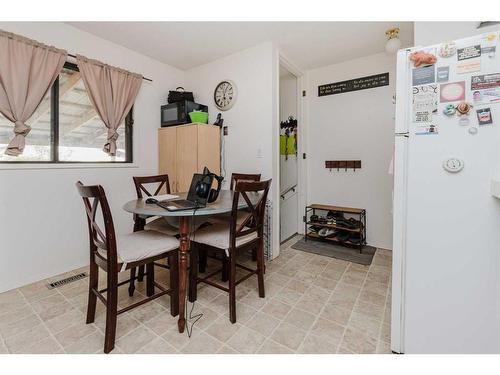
top-left (47, 272), bottom-right (87, 289)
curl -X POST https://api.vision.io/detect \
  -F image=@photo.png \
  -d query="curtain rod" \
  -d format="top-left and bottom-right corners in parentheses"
top-left (67, 53), bottom-right (153, 82)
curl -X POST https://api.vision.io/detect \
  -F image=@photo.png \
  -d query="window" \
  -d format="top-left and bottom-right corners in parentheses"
top-left (0, 90), bottom-right (52, 162)
top-left (0, 62), bottom-right (133, 163)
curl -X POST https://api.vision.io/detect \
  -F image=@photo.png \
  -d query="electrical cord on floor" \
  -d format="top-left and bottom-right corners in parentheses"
top-left (220, 126), bottom-right (226, 180)
top-left (185, 206), bottom-right (203, 338)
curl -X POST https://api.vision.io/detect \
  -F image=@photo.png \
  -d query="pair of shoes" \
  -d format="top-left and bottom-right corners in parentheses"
top-left (349, 233), bottom-right (362, 244)
top-left (336, 231), bottom-right (351, 242)
top-left (327, 210), bottom-right (345, 220)
top-left (318, 228), bottom-right (336, 238)
top-left (336, 218), bottom-right (360, 229)
top-left (309, 225), bottom-right (322, 233)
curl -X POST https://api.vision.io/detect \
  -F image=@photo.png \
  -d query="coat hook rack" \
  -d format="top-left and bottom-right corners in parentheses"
top-left (325, 160), bottom-right (362, 172)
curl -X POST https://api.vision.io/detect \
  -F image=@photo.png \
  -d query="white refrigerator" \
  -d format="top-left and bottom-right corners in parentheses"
top-left (392, 32), bottom-right (500, 353)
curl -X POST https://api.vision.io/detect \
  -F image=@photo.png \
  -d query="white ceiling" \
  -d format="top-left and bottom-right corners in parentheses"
top-left (68, 22), bottom-right (414, 71)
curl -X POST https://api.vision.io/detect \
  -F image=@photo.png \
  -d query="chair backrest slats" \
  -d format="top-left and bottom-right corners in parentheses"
top-left (76, 181), bottom-right (118, 268)
top-left (230, 173), bottom-right (261, 191)
top-left (133, 175), bottom-right (171, 198)
top-left (229, 179), bottom-right (271, 249)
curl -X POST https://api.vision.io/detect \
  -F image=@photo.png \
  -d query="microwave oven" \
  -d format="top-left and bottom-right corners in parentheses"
top-left (160, 100), bottom-right (208, 127)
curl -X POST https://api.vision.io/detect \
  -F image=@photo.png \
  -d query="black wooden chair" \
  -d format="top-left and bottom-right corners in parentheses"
top-left (189, 179), bottom-right (271, 323)
top-left (129, 175), bottom-right (179, 296)
top-left (76, 181), bottom-right (179, 353)
top-left (199, 172), bottom-right (262, 277)
top-left (230, 172), bottom-right (261, 190)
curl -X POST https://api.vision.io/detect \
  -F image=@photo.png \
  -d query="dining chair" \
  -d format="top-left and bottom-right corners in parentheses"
top-left (129, 174), bottom-right (179, 296)
top-left (76, 181), bottom-right (179, 353)
top-left (189, 179), bottom-right (271, 323)
top-left (230, 172), bottom-right (261, 190)
top-left (199, 172), bottom-right (263, 277)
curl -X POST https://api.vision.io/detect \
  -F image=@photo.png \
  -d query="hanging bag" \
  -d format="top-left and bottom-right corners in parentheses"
top-left (167, 86), bottom-right (194, 103)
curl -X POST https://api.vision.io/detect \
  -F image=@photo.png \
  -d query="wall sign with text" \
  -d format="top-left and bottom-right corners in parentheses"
top-left (318, 72), bottom-right (389, 97)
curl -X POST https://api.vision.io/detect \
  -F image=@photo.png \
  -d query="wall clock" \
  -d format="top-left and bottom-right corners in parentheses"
top-left (214, 80), bottom-right (237, 111)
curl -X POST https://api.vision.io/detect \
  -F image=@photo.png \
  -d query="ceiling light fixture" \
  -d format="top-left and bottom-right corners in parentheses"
top-left (385, 27), bottom-right (402, 54)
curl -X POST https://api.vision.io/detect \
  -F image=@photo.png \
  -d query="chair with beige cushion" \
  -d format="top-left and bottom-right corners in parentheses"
top-left (128, 174), bottom-right (179, 296)
top-left (189, 179), bottom-right (271, 323)
top-left (199, 172), bottom-right (262, 277)
top-left (76, 181), bottom-right (179, 353)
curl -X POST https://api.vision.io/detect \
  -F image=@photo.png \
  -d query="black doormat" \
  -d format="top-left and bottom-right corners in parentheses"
top-left (291, 238), bottom-right (376, 266)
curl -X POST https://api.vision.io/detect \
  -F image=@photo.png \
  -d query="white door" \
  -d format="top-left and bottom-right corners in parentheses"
top-left (280, 187), bottom-right (298, 241)
top-left (279, 67), bottom-right (299, 242)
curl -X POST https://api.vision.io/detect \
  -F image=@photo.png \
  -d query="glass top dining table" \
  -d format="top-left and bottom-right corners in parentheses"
top-left (122, 189), bottom-right (260, 333)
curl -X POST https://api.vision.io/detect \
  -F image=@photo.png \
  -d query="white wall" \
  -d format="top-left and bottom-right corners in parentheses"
top-left (185, 43), bottom-right (275, 184)
top-left (0, 22), bottom-right (184, 292)
top-left (279, 73), bottom-right (297, 122)
top-left (306, 52), bottom-right (396, 249)
top-left (415, 22), bottom-right (500, 46)
top-left (185, 42), bottom-right (281, 256)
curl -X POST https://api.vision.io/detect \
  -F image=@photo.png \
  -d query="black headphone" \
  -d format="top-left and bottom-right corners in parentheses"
top-left (195, 167), bottom-right (223, 203)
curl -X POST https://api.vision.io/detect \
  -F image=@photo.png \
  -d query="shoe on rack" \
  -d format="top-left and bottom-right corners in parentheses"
top-left (349, 233), bottom-right (362, 244)
top-left (336, 231), bottom-right (351, 242)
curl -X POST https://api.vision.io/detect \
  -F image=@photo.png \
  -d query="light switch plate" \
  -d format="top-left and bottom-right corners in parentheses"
top-left (257, 147), bottom-right (263, 158)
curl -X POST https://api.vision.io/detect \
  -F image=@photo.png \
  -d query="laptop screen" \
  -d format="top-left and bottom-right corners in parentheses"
top-left (186, 173), bottom-right (214, 205)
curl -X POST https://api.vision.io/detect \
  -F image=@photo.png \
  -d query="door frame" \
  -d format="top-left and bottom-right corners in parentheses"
top-left (278, 52), bottom-right (307, 238)
top-left (391, 48), bottom-right (412, 354)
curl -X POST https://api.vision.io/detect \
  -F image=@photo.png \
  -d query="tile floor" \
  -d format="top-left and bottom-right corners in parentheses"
top-left (0, 236), bottom-right (392, 354)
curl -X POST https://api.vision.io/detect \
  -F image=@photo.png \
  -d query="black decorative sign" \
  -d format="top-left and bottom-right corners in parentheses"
top-left (318, 72), bottom-right (389, 97)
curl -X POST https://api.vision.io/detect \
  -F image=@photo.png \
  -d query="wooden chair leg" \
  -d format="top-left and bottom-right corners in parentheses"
top-left (256, 242), bottom-right (265, 298)
top-left (137, 265), bottom-right (145, 282)
top-left (199, 248), bottom-right (207, 273)
top-left (146, 262), bottom-right (155, 297)
top-left (128, 267), bottom-right (136, 297)
top-left (252, 248), bottom-right (257, 262)
top-left (169, 250), bottom-right (179, 316)
top-left (228, 251), bottom-right (237, 324)
top-left (221, 255), bottom-right (229, 282)
top-left (86, 261), bottom-right (98, 324)
top-left (104, 272), bottom-right (118, 354)
top-left (189, 245), bottom-right (199, 303)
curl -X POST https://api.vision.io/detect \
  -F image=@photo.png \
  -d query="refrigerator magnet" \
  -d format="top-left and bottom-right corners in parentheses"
top-left (436, 66), bottom-right (450, 82)
top-left (440, 82), bottom-right (466, 103)
top-left (469, 127), bottom-right (479, 135)
top-left (458, 117), bottom-right (470, 126)
top-left (409, 51), bottom-right (437, 67)
top-left (439, 42), bottom-right (457, 58)
top-left (415, 124), bottom-right (439, 135)
top-left (481, 46), bottom-right (496, 58)
top-left (476, 108), bottom-right (493, 125)
top-left (412, 65), bottom-right (436, 86)
top-left (443, 104), bottom-right (456, 116)
top-left (456, 101), bottom-right (473, 115)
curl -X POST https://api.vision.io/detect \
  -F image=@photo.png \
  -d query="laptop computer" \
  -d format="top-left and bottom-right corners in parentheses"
top-left (156, 173), bottom-right (213, 211)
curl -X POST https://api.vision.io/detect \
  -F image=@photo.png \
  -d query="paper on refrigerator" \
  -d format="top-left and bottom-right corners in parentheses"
top-left (412, 84), bottom-right (438, 123)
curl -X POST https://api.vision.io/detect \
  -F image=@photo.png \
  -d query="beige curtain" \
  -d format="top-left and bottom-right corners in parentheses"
top-left (76, 55), bottom-right (142, 156)
top-left (0, 30), bottom-right (67, 156)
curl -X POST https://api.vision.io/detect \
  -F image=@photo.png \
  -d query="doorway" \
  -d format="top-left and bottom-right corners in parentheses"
top-left (279, 64), bottom-right (299, 243)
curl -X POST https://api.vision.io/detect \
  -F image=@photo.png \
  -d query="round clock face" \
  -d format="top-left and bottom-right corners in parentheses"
top-left (214, 80), bottom-right (237, 111)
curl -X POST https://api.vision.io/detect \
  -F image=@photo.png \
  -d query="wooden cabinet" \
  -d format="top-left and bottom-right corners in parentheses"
top-left (158, 123), bottom-right (221, 193)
